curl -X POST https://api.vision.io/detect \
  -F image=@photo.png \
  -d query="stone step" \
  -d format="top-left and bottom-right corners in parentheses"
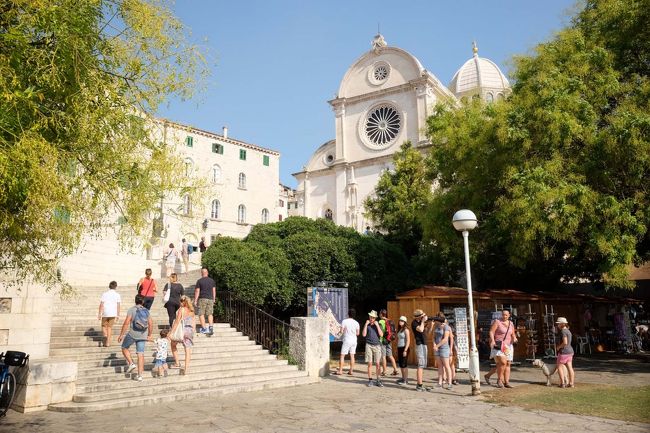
top-left (73, 352), bottom-right (276, 376)
top-left (50, 323), bottom-right (232, 332)
top-left (49, 375), bottom-right (317, 412)
top-left (48, 338), bottom-right (255, 355)
top-left (74, 367), bottom-right (301, 402)
top-left (50, 333), bottom-right (248, 346)
top-left (50, 343), bottom-right (263, 362)
top-left (77, 355), bottom-right (293, 390)
top-left (50, 328), bottom-right (240, 339)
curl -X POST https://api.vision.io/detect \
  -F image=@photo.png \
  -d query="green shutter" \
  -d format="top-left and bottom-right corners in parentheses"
top-left (240, 149), bottom-right (246, 160)
top-left (263, 155), bottom-right (270, 166)
top-left (186, 136), bottom-right (193, 147)
top-left (212, 143), bottom-right (223, 154)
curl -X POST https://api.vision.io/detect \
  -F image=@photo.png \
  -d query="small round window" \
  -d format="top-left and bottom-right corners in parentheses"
top-left (369, 61), bottom-right (390, 85)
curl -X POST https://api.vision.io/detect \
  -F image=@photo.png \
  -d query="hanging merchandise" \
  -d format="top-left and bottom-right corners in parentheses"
top-left (524, 303), bottom-right (538, 361)
top-left (542, 304), bottom-right (556, 359)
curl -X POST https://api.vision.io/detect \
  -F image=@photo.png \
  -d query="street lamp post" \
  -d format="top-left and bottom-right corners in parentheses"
top-left (452, 209), bottom-right (481, 396)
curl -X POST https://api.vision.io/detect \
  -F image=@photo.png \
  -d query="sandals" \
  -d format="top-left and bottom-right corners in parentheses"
top-left (391, 371), bottom-right (399, 376)
top-left (496, 381), bottom-right (504, 388)
top-left (484, 374), bottom-right (491, 386)
top-left (504, 383), bottom-right (513, 388)
top-left (347, 371), bottom-right (353, 376)
top-left (452, 380), bottom-right (460, 385)
top-left (333, 371), bottom-right (343, 375)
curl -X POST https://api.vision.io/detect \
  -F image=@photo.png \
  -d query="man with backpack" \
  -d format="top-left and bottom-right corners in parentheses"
top-left (378, 309), bottom-right (398, 377)
top-left (118, 294), bottom-right (153, 382)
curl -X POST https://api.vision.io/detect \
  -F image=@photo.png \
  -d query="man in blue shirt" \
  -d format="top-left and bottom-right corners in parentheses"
top-left (362, 310), bottom-right (384, 387)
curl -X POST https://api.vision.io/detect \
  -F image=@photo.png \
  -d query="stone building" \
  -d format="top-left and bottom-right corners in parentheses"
top-left (293, 36), bottom-right (510, 231)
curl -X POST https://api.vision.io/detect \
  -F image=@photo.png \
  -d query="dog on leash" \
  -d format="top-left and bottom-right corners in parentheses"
top-left (532, 359), bottom-right (568, 386)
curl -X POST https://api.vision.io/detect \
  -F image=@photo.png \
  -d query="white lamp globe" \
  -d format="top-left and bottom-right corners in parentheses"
top-left (452, 209), bottom-right (478, 231)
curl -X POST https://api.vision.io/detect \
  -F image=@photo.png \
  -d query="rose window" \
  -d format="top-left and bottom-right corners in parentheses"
top-left (365, 104), bottom-right (401, 147)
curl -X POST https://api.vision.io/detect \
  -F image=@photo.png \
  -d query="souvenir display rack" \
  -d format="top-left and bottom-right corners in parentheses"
top-left (542, 304), bottom-right (556, 359)
top-left (524, 304), bottom-right (538, 360)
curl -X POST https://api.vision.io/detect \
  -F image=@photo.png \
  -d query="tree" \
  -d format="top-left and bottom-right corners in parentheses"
top-left (423, 0), bottom-right (649, 290)
top-left (364, 141), bottom-right (433, 257)
top-left (0, 0), bottom-right (207, 289)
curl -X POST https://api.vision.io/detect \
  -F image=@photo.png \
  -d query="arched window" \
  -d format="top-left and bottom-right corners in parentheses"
top-left (238, 172), bottom-right (246, 189)
top-left (486, 92), bottom-right (494, 103)
top-left (211, 199), bottom-right (220, 219)
top-left (261, 208), bottom-right (269, 223)
top-left (237, 204), bottom-right (246, 223)
top-left (496, 92), bottom-right (505, 101)
top-left (212, 164), bottom-right (221, 184)
top-left (182, 194), bottom-right (191, 215)
top-left (184, 158), bottom-right (193, 177)
top-left (324, 209), bottom-right (333, 220)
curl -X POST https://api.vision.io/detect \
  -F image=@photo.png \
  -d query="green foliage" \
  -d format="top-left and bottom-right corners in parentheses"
top-left (421, 0), bottom-right (649, 290)
top-left (205, 217), bottom-right (412, 316)
top-left (0, 0), bottom-right (208, 289)
top-left (364, 141), bottom-right (433, 256)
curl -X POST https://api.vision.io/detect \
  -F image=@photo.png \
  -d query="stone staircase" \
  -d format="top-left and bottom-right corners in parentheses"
top-left (47, 275), bottom-right (317, 412)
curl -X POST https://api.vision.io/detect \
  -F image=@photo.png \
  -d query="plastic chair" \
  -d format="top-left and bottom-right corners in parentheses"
top-left (576, 335), bottom-right (591, 354)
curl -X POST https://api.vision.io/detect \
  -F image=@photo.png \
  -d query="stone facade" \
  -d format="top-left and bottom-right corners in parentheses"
top-left (12, 359), bottom-right (77, 413)
top-left (289, 317), bottom-right (330, 378)
top-left (293, 37), bottom-right (510, 232)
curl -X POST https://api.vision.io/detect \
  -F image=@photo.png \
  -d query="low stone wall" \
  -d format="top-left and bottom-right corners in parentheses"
top-left (12, 360), bottom-right (77, 413)
top-left (289, 317), bottom-right (329, 377)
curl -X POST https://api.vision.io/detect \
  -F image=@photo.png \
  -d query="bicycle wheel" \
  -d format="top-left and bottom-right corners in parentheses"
top-left (0, 373), bottom-right (16, 417)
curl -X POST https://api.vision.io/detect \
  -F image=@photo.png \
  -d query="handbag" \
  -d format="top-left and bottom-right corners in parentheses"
top-left (170, 316), bottom-right (184, 342)
top-left (163, 283), bottom-right (171, 303)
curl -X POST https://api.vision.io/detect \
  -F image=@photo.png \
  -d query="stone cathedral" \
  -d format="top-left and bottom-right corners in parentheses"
top-left (293, 35), bottom-right (510, 231)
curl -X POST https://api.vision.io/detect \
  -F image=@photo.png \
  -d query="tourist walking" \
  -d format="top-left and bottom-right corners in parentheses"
top-left (488, 309), bottom-right (517, 388)
top-left (163, 273), bottom-right (185, 327)
top-left (336, 309), bottom-right (360, 375)
top-left (362, 310), bottom-right (384, 387)
top-left (153, 329), bottom-right (170, 378)
top-left (555, 317), bottom-right (575, 388)
top-left (378, 309), bottom-right (398, 377)
top-left (164, 243), bottom-right (179, 277)
top-left (412, 309), bottom-right (431, 392)
top-left (170, 295), bottom-right (195, 374)
top-left (432, 313), bottom-right (453, 390)
top-left (117, 295), bottom-right (153, 382)
top-left (137, 268), bottom-right (158, 310)
top-left (181, 238), bottom-right (190, 273)
top-left (396, 315), bottom-right (410, 385)
top-left (194, 268), bottom-right (216, 336)
top-left (97, 281), bottom-right (121, 347)
top-left (199, 236), bottom-right (207, 253)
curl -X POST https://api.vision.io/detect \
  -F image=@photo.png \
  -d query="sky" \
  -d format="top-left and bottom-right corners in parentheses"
top-left (158, 0), bottom-right (578, 186)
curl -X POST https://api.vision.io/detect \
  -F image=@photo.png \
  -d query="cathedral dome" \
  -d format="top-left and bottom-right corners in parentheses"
top-left (449, 42), bottom-right (510, 100)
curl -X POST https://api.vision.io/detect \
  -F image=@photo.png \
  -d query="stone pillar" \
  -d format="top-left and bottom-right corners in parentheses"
top-left (13, 360), bottom-right (77, 413)
top-left (289, 317), bottom-right (329, 377)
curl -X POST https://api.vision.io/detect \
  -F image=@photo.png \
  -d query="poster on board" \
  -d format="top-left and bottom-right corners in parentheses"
top-left (307, 287), bottom-right (349, 342)
top-left (454, 307), bottom-right (470, 370)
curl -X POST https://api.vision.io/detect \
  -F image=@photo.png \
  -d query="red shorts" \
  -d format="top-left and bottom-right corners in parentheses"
top-left (557, 353), bottom-right (573, 364)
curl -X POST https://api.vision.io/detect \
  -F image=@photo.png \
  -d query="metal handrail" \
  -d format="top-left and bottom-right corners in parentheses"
top-left (216, 291), bottom-right (294, 355)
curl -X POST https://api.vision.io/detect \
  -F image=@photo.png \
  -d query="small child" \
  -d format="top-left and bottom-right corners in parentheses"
top-left (153, 329), bottom-right (170, 378)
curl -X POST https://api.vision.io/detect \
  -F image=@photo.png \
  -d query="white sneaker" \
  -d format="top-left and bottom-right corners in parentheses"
top-left (126, 363), bottom-right (136, 373)
top-left (136, 375), bottom-right (143, 382)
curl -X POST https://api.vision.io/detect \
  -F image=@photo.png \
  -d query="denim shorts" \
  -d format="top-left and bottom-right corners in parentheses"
top-left (416, 344), bottom-right (428, 368)
top-left (154, 359), bottom-right (167, 367)
top-left (121, 334), bottom-right (146, 353)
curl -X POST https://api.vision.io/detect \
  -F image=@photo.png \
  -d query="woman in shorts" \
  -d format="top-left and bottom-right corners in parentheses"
top-left (488, 309), bottom-right (517, 388)
top-left (555, 317), bottom-right (575, 388)
top-left (170, 296), bottom-right (195, 375)
top-left (396, 316), bottom-right (410, 385)
top-left (432, 312), bottom-right (453, 390)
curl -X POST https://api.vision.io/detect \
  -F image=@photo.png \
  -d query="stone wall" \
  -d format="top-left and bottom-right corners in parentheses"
top-left (0, 279), bottom-right (53, 360)
top-left (289, 317), bottom-right (329, 377)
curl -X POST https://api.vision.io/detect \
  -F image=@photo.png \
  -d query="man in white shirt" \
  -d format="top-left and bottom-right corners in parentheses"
top-left (98, 281), bottom-right (121, 347)
top-left (336, 309), bottom-right (360, 375)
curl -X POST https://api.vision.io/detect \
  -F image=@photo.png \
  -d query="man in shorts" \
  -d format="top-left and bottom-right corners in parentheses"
top-left (378, 309), bottom-right (398, 376)
top-left (412, 309), bottom-right (431, 392)
top-left (117, 295), bottom-right (153, 382)
top-left (194, 268), bottom-right (216, 336)
top-left (362, 310), bottom-right (384, 387)
top-left (97, 281), bottom-right (121, 347)
top-left (336, 309), bottom-right (360, 375)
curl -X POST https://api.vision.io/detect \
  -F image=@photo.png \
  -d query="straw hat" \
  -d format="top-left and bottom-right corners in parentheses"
top-left (399, 316), bottom-right (408, 323)
top-left (413, 309), bottom-right (425, 318)
top-left (556, 317), bottom-right (568, 324)
top-left (368, 310), bottom-right (378, 318)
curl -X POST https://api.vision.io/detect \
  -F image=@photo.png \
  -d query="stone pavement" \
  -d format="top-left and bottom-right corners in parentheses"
top-left (2, 357), bottom-right (649, 433)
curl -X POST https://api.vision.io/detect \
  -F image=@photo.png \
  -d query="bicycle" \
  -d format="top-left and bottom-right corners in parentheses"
top-left (0, 351), bottom-right (29, 417)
